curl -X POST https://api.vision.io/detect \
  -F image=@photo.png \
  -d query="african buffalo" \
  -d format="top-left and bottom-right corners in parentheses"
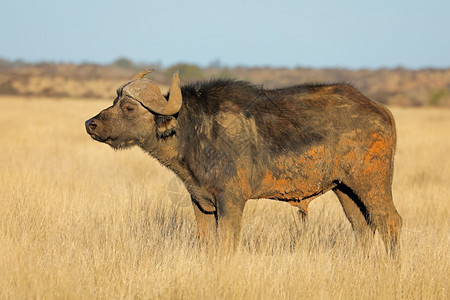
top-left (85, 70), bottom-right (402, 255)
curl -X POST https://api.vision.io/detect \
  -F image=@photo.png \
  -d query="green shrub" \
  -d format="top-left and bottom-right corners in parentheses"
top-left (165, 63), bottom-right (203, 81)
top-left (111, 57), bottom-right (137, 70)
top-left (428, 89), bottom-right (448, 106)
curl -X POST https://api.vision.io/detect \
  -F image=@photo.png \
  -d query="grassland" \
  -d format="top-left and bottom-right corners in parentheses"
top-left (0, 96), bottom-right (448, 299)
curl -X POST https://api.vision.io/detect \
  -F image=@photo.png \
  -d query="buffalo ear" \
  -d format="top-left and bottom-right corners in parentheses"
top-left (155, 115), bottom-right (177, 139)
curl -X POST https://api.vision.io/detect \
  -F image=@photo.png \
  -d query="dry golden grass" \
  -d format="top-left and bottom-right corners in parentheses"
top-left (0, 96), bottom-right (448, 299)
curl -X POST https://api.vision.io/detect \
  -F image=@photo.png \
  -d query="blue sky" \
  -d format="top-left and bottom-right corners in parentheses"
top-left (1, 0), bottom-right (449, 69)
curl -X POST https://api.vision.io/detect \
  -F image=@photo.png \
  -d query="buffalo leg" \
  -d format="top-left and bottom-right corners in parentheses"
top-left (285, 199), bottom-right (309, 223)
top-left (297, 208), bottom-right (307, 222)
top-left (191, 196), bottom-right (217, 243)
top-left (333, 185), bottom-right (375, 248)
top-left (359, 188), bottom-right (402, 257)
top-left (296, 200), bottom-right (310, 222)
top-left (216, 194), bottom-right (246, 249)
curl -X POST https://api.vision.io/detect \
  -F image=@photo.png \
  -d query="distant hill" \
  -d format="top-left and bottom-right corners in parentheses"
top-left (0, 61), bottom-right (449, 107)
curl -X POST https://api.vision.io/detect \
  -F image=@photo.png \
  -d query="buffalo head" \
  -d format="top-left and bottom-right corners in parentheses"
top-left (85, 70), bottom-right (182, 149)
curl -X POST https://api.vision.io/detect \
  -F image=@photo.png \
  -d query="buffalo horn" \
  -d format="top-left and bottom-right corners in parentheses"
top-left (160, 71), bottom-right (182, 115)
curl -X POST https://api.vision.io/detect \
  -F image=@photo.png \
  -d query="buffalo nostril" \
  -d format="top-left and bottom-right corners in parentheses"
top-left (85, 119), bottom-right (97, 132)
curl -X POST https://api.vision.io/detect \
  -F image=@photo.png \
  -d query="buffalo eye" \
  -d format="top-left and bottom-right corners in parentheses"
top-left (121, 103), bottom-right (137, 113)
